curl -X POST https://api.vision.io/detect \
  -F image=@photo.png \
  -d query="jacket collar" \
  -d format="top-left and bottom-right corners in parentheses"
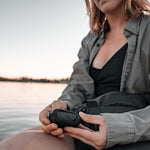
top-left (99, 14), bottom-right (143, 38)
top-left (124, 14), bottom-right (143, 35)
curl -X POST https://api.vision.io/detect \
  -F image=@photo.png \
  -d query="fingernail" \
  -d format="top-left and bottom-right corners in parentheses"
top-left (64, 127), bottom-right (67, 131)
top-left (45, 120), bottom-right (49, 124)
top-left (79, 112), bottom-right (85, 115)
top-left (51, 124), bottom-right (55, 128)
top-left (64, 127), bottom-right (68, 132)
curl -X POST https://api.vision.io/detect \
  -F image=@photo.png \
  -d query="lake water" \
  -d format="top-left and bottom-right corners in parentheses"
top-left (0, 82), bottom-right (67, 140)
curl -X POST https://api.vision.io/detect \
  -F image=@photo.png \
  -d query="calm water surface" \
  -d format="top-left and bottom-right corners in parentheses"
top-left (0, 82), bottom-right (67, 140)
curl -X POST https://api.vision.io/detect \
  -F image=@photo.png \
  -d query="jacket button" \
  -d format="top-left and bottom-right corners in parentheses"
top-left (81, 107), bottom-right (88, 113)
top-left (97, 43), bottom-right (100, 47)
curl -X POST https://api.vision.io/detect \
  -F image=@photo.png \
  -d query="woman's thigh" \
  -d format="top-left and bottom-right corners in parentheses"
top-left (0, 126), bottom-right (75, 150)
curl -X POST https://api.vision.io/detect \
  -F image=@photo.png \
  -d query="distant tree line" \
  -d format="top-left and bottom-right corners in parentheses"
top-left (0, 76), bottom-right (69, 84)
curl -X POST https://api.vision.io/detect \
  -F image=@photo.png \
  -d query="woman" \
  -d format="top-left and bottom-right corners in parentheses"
top-left (0, 0), bottom-right (150, 149)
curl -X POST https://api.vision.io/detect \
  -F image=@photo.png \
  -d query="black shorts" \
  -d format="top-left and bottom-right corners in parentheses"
top-left (74, 139), bottom-right (150, 150)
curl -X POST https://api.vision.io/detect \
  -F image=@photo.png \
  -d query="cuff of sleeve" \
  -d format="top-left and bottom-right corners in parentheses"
top-left (102, 113), bottom-right (135, 149)
top-left (58, 100), bottom-right (74, 110)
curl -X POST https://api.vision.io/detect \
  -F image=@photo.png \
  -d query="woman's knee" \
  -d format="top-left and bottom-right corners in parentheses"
top-left (0, 130), bottom-right (75, 150)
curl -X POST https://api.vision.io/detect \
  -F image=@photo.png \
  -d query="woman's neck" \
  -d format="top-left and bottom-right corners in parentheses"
top-left (105, 5), bottom-right (129, 33)
top-left (106, 14), bottom-right (128, 32)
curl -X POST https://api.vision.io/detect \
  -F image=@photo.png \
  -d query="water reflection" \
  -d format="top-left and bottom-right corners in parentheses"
top-left (0, 82), bottom-right (67, 140)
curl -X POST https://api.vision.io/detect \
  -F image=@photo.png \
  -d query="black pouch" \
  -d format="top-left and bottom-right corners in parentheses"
top-left (72, 100), bottom-right (100, 131)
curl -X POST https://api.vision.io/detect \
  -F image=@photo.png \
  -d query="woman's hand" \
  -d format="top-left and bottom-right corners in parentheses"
top-left (64, 112), bottom-right (107, 150)
top-left (39, 100), bottom-right (67, 138)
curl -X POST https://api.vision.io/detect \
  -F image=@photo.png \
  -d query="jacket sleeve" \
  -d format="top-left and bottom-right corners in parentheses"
top-left (102, 94), bottom-right (150, 148)
top-left (58, 31), bottom-right (95, 110)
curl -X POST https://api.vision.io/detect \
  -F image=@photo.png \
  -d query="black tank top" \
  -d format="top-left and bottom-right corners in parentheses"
top-left (90, 43), bottom-right (128, 97)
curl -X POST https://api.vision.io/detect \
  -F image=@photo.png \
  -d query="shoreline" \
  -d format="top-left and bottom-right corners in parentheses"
top-left (0, 77), bottom-right (69, 84)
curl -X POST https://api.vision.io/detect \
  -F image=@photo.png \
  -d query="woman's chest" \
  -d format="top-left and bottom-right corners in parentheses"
top-left (92, 37), bottom-right (127, 69)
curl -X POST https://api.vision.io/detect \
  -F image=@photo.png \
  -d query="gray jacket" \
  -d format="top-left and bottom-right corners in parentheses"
top-left (58, 14), bottom-right (150, 148)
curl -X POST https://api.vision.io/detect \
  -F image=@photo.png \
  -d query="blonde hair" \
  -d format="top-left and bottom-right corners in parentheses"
top-left (85, 0), bottom-right (150, 34)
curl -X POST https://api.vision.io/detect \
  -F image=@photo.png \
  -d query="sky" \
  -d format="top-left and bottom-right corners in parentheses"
top-left (0, 0), bottom-right (89, 79)
top-left (1, 0), bottom-right (150, 79)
